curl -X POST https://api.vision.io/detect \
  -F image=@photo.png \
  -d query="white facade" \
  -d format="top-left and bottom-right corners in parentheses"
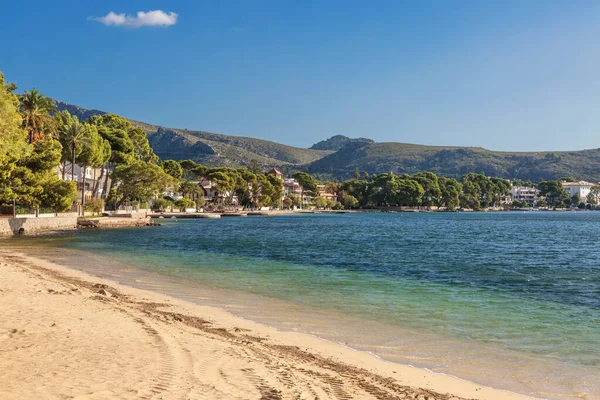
top-left (509, 186), bottom-right (539, 205)
top-left (57, 163), bottom-right (110, 199)
top-left (561, 181), bottom-right (593, 201)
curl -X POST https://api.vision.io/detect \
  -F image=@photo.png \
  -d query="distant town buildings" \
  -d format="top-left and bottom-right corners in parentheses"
top-left (509, 186), bottom-right (539, 206)
top-left (57, 163), bottom-right (110, 201)
top-left (561, 181), bottom-right (594, 200)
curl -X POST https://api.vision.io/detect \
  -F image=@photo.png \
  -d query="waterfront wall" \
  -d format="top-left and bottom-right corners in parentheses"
top-left (0, 216), bottom-right (78, 236)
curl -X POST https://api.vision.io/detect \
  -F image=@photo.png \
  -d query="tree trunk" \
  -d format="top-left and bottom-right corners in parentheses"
top-left (61, 160), bottom-right (66, 180)
top-left (102, 162), bottom-right (111, 200)
top-left (92, 168), bottom-right (97, 198)
top-left (81, 165), bottom-right (87, 216)
top-left (93, 163), bottom-right (105, 198)
top-left (71, 143), bottom-right (76, 182)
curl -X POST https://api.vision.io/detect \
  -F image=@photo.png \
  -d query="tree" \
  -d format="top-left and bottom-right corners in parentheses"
top-left (490, 177), bottom-right (511, 207)
top-left (174, 197), bottom-right (196, 211)
top-left (0, 72), bottom-right (29, 203)
top-left (369, 174), bottom-right (399, 206)
top-left (3, 137), bottom-right (76, 211)
top-left (460, 180), bottom-right (481, 210)
top-left (179, 159), bottom-right (199, 180)
top-left (206, 170), bottom-right (235, 203)
top-left (265, 174), bottom-right (283, 208)
top-left (413, 172), bottom-right (441, 207)
top-left (587, 186), bottom-right (600, 205)
top-left (19, 89), bottom-right (56, 144)
top-left (313, 196), bottom-right (327, 209)
top-left (341, 179), bottom-right (369, 207)
top-left (292, 172), bottom-right (318, 207)
top-left (340, 192), bottom-right (359, 209)
top-left (282, 197), bottom-right (293, 209)
top-left (571, 194), bottom-right (581, 208)
top-left (77, 125), bottom-right (111, 211)
top-left (88, 115), bottom-right (132, 199)
top-left (153, 197), bottom-right (173, 212)
top-left (57, 114), bottom-right (90, 182)
top-left (396, 178), bottom-right (424, 207)
top-left (538, 180), bottom-right (568, 207)
top-left (161, 160), bottom-right (183, 180)
top-left (439, 177), bottom-right (461, 211)
top-left (287, 193), bottom-right (301, 208)
top-left (111, 161), bottom-right (174, 208)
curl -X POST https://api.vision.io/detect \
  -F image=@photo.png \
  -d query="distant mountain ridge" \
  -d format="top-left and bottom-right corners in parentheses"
top-left (55, 101), bottom-right (333, 170)
top-left (309, 135), bottom-right (374, 151)
top-left (55, 101), bottom-right (600, 182)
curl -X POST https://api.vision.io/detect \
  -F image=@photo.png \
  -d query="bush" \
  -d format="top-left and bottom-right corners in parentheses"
top-left (84, 198), bottom-right (105, 215)
top-left (174, 197), bottom-right (196, 212)
top-left (153, 198), bottom-right (172, 212)
top-left (313, 197), bottom-right (327, 209)
top-left (340, 194), bottom-right (359, 209)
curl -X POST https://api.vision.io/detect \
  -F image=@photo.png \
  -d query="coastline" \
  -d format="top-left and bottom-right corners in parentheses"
top-left (0, 249), bottom-right (534, 400)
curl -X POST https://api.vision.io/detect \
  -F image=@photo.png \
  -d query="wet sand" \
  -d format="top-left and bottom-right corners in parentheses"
top-left (0, 249), bottom-right (536, 400)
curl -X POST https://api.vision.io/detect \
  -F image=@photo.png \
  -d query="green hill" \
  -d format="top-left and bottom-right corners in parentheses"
top-left (55, 101), bottom-right (332, 169)
top-left (306, 141), bottom-right (600, 182)
top-left (56, 101), bottom-right (600, 182)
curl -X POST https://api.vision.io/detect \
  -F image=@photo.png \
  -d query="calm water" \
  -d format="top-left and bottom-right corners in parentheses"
top-left (7, 212), bottom-right (600, 399)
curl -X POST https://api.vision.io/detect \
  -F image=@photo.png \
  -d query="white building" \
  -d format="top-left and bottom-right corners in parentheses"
top-left (509, 186), bottom-right (539, 205)
top-left (57, 163), bottom-right (110, 200)
top-left (561, 181), bottom-right (594, 202)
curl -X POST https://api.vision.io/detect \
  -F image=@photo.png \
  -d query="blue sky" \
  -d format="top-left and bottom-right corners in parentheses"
top-left (2, 1), bottom-right (600, 151)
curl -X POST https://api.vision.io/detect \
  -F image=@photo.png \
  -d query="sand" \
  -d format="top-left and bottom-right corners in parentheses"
top-left (0, 249), bottom-right (534, 400)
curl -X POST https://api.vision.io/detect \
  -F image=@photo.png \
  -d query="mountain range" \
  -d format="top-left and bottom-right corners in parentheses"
top-left (56, 101), bottom-right (600, 182)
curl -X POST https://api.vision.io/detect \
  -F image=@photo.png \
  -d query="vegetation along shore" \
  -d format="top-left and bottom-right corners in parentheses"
top-left (2, 71), bottom-right (599, 228)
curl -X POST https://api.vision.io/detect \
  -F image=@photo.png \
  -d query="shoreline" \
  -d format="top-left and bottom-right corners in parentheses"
top-left (1, 208), bottom-right (594, 236)
top-left (0, 249), bottom-right (535, 400)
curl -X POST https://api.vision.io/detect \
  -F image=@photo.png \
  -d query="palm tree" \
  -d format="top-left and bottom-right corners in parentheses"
top-left (19, 89), bottom-right (55, 144)
top-left (59, 116), bottom-right (91, 183)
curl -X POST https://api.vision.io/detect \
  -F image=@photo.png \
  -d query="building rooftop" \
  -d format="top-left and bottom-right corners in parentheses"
top-left (561, 181), bottom-right (594, 186)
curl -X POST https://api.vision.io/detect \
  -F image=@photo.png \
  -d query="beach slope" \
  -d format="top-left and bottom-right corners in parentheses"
top-left (0, 250), bottom-right (532, 400)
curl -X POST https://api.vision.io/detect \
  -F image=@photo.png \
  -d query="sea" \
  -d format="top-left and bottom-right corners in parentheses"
top-left (6, 212), bottom-right (600, 399)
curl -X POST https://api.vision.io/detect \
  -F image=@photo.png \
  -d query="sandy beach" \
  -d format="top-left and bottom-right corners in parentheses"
top-left (0, 249), bottom-right (534, 400)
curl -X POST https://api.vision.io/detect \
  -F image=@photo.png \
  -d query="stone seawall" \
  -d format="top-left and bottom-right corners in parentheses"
top-left (79, 217), bottom-right (153, 228)
top-left (0, 216), bottom-right (78, 236)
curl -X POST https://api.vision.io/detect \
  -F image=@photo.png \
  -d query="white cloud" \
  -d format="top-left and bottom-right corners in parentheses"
top-left (91, 10), bottom-right (178, 28)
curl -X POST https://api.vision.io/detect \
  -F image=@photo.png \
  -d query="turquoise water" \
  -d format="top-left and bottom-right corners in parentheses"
top-left (9, 212), bottom-right (600, 398)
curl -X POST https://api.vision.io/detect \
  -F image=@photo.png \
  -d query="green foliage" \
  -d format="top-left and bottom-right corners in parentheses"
top-left (152, 197), bottom-right (173, 211)
top-left (292, 172), bottom-right (318, 197)
top-left (287, 193), bottom-right (301, 208)
top-left (88, 114), bottom-right (156, 165)
top-left (40, 180), bottom-right (77, 212)
top-left (19, 88), bottom-right (56, 143)
top-left (0, 72), bottom-right (29, 177)
top-left (587, 186), bottom-right (600, 205)
top-left (313, 197), bottom-right (327, 209)
top-left (161, 160), bottom-right (183, 180)
top-left (413, 172), bottom-right (441, 206)
top-left (84, 197), bottom-right (105, 214)
top-left (112, 160), bottom-right (174, 207)
top-left (439, 177), bottom-right (461, 210)
top-left (340, 193), bottom-right (359, 209)
top-left (538, 180), bottom-right (569, 206)
top-left (282, 197), bottom-right (293, 209)
top-left (174, 197), bottom-right (196, 211)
